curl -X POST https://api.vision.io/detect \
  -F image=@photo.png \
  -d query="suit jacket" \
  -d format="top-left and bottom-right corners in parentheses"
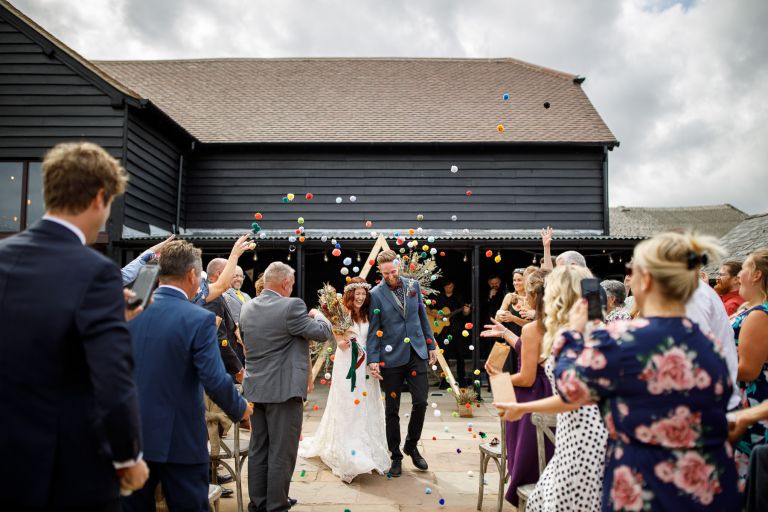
top-left (0, 220), bottom-right (142, 508)
top-left (367, 277), bottom-right (436, 368)
top-left (129, 286), bottom-right (246, 464)
top-left (224, 287), bottom-right (251, 324)
top-left (240, 290), bottom-right (332, 403)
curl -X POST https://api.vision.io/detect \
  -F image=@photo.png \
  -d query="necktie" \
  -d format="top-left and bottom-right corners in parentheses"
top-left (235, 290), bottom-right (245, 303)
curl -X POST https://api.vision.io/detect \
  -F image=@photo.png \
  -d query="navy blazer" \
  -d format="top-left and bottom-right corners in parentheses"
top-left (366, 278), bottom-right (436, 368)
top-left (129, 286), bottom-right (246, 464)
top-left (0, 220), bottom-right (142, 508)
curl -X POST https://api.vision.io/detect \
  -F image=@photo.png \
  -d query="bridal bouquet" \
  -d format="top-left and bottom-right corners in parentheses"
top-left (317, 283), bottom-right (353, 335)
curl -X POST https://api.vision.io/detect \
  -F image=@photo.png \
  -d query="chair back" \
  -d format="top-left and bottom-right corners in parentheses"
top-left (531, 412), bottom-right (557, 473)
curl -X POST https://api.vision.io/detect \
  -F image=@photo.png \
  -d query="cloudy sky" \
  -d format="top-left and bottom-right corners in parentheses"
top-left (13, 0), bottom-right (768, 214)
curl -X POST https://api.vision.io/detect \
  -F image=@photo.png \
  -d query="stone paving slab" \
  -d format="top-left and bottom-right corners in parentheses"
top-left (216, 385), bottom-right (514, 511)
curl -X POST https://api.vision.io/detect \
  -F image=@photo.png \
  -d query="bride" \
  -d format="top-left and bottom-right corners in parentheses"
top-left (298, 277), bottom-right (390, 483)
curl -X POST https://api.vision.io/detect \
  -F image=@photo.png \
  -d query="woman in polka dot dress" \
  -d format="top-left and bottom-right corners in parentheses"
top-left (494, 265), bottom-right (607, 512)
top-left (298, 278), bottom-right (390, 483)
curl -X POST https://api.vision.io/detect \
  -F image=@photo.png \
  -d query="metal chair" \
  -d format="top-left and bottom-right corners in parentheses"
top-left (477, 418), bottom-right (508, 512)
top-left (516, 412), bottom-right (557, 512)
top-left (210, 426), bottom-right (248, 512)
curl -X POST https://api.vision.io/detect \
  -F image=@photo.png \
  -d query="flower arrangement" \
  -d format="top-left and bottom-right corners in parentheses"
top-left (398, 250), bottom-right (442, 298)
top-left (454, 387), bottom-right (479, 417)
top-left (317, 282), bottom-right (353, 334)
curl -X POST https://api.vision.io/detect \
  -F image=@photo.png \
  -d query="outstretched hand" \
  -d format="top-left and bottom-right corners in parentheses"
top-left (368, 362), bottom-right (383, 380)
top-left (480, 317), bottom-right (506, 338)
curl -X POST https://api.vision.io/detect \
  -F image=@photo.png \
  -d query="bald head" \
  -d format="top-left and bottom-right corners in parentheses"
top-left (556, 251), bottom-right (587, 268)
top-left (206, 258), bottom-right (227, 283)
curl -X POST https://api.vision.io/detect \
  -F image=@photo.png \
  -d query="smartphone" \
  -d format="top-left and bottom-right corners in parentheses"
top-left (489, 373), bottom-right (517, 417)
top-left (581, 278), bottom-right (603, 321)
top-left (127, 264), bottom-right (160, 310)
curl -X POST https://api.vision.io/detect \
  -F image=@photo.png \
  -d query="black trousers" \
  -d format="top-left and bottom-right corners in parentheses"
top-left (121, 461), bottom-right (209, 512)
top-left (248, 397), bottom-right (303, 512)
top-left (381, 348), bottom-right (429, 461)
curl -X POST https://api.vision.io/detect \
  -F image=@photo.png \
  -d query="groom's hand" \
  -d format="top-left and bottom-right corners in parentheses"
top-left (428, 349), bottom-right (437, 366)
top-left (368, 362), bottom-right (383, 380)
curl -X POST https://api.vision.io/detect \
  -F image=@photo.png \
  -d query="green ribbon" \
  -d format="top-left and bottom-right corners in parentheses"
top-left (346, 341), bottom-right (360, 392)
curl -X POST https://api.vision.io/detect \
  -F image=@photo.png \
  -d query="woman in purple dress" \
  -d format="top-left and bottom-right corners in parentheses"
top-left (482, 269), bottom-right (554, 506)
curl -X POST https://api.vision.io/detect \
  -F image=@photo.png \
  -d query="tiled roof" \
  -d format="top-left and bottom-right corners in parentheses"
top-left (718, 213), bottom-right (768, 261)
top-left (609, 205), bottom-right (748, 239)
top-left (95, 58), bottom-right (618, 145)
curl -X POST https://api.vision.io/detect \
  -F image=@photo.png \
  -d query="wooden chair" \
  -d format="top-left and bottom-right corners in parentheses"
top-left (208, 484), bottom-right (223, 512)
top-left (477, 419), bottom-right (508, 512)
top-left (516, 412), bottom-right (557, 512)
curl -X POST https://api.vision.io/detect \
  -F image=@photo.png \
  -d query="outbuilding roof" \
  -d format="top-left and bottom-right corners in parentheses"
top-left (95, 58), bottom-right (618, 145)
top-left (609, 205), bottom-right (748, 239)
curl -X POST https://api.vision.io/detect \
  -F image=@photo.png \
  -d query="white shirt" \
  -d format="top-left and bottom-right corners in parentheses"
top-left (686, 282), bottom-right (741, 410)
top-left (42, 214), bottom-right (86, 245)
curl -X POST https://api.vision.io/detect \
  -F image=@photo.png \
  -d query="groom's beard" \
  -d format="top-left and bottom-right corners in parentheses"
top-left (384, 274), bottom-right (399, 287)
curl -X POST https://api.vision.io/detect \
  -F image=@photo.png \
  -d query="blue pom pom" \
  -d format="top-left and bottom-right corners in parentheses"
top-left (502, 93), bottom-right (510, 101)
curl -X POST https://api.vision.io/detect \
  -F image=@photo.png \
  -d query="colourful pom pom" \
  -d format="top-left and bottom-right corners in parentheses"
top-left (254, 212), bottom-right (263, 220)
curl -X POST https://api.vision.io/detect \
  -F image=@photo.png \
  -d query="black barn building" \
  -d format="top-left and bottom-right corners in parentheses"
top-left (1, 1), bottom-right (638, 371)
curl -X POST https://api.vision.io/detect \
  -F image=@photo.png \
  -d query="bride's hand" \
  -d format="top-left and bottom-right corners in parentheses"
top-left (335, 333), bottom-right (351, 351)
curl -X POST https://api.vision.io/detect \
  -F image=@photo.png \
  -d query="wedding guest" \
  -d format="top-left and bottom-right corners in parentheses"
top-left (732, 248), bottom-right (768, 488)
top-left (121, 234), bottom-right (175, 285)
top-left (496, 268), bottom-right (532, 372)
top-left (433, 279), bottom-right (471, 386)
top-left (299, 277), bottom-right (390, 482)
top-left (240, 262), bottom-right (333, 512)
top-left (0, 142), bottom-right (147, 510)
top-left (254, 272), bottom-right (265, 296)
top-left (482, 269), bottom-right (553, 507)
top-left (204, 258), bottom-right (245, 372)
top-left (191, 233), bottom-right (251, 305)
top-left (506, 231), bottom-right (740, 510)
top-left (601, 279), bottom-right (631, 322)
top-left (718, 260), bottom-right (745, 316)
top-left (224, 265), bottom-right (251, 324)
top-left (123, 240), bottom-right (252, 512)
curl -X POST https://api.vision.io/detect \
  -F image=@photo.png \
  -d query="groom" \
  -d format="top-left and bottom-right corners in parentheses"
top-left (368, 249), bottom-right (438, 476)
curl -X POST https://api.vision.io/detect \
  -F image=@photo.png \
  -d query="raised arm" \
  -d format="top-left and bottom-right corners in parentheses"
top-left (540, 226), bottom-right (554, 272)
top-left (206, 233), bottom-right (251, 303)
top-left (737, 310), bottom-right (768, 382)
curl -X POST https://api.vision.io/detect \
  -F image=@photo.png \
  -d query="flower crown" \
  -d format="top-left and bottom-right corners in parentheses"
top-left (343, 282), bottom-right (372, 294)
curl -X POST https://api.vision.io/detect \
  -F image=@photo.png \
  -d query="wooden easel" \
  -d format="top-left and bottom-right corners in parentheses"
top-left (310, 234), bottom-right (460, 395)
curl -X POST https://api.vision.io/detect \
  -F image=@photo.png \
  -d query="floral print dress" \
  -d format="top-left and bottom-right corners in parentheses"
top-left (554, 317), bottom-right (739, 511)
top-left (732, 303), bottom-right (768, 487)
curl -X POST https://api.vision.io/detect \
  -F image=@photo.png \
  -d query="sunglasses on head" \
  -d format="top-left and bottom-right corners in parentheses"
top-left (513, 268), bottom-right (526, 274)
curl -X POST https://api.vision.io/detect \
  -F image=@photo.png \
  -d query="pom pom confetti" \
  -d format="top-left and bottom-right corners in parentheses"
top-left (465, 323), bottom-right (473, 330)
top-left (297, 217), bottom-right (304, 224)
top-left (287, 193), bottom-right (295, 201)
top-left (254, 212), bottom-right (263, 220)
top-left (474, 369), bottom-right (481, 376)
top-left (434, 409), bottom-right (441, 417)
top-left (450, 165), bottom-right (459, 173)
top-left (336, 197), bottom-right (342, 203)
top-left (451, 215), bottom-right (458, 221)
top-left (350, 195), bottom-right (357, 202)
top-left (496, 123), bottom-right (505, 132)
top-left (502, 93), bottom-right (510, 101)
top-left (305, 192), bottom-right (313, 200)
top-left (485, 250), bottom-right (493, 258)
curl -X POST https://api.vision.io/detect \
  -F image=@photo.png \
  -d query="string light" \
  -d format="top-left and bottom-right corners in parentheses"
top-left (532, 254), bottom-right (537, 264)
top-left (357, 252), bottom-right (361, 262)
top-left (286, 253), bottom-right (292, 261)
top-left (253, 251), bottom-right (258, 261)
top-left (323, 252), bottom-right (329, 263)
top-left (609, 256), bottom-right (614, 264)
top-left (463, 253), bottom-right (468, 263)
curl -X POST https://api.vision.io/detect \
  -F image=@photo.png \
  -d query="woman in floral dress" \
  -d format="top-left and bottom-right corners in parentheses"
top-left (551, 232), bottom-right (738, 510)
top-left (732, 248), bottom-right (768, 488)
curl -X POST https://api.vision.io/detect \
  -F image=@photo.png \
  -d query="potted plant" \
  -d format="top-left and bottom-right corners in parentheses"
top-left (455, 387), bottom-right (478, 418)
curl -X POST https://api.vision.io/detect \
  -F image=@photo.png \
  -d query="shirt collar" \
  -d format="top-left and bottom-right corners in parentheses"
top-left (42, 214), bottom-right (86, 245)
top-left (157, 284), bottom-right (188, 299)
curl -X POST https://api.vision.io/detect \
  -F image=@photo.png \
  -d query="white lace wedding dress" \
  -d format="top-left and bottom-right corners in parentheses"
top-left (298, 321), bottom-right (390, 483)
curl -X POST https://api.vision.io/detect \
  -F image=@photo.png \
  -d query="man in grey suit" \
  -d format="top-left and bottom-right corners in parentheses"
top-left (239, 262), bottom-right (332, 512)
top-left (224, 265), bottom-right (251, 324)
top-left (367, 250), bottom-right (438, 477)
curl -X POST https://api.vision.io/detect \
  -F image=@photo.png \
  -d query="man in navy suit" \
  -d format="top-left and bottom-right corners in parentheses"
top-left (123, 240), bottom-right (253, 511)
top-left (367, 250), bottom-right (438, 477)
top-left (0, 142), bottom-right (148, 511)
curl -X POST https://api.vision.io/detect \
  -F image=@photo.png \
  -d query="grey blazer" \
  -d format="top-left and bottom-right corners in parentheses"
top-left (223, 288), bottom-right (251, 324)
top-left (239, 289), bottom-right (332, 403)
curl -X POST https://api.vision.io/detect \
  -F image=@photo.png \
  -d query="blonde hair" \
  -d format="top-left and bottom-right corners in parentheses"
top-left (43, 142), bottom-right (128, 214)
top-left (542, 265), bottom-right (593, 359)
top-left (254, 273), bottom-right (265, 296)
top-left (376, 249), bottom-right (398, 265)
top-left (633, 231), bottom-right (723, 304)
top-left (745, 248), bottom-right (768, 300)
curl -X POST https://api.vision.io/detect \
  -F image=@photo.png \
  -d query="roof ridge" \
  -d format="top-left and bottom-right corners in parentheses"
top-left (612, 204), bottom-right (747, 213)
top-left (95, 56), bottom-right (577, 80)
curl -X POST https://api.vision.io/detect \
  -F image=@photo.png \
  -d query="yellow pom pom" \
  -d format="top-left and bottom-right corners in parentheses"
top-left (221, 340), bottom-right (228, 347)
top-left (473, 369), bottom-right (481, 376)
top-left (462, 330), bottom-right (469, 337)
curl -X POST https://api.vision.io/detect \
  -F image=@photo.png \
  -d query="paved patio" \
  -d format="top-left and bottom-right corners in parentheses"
top-left (217, 383), bottom-right (513, 511)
